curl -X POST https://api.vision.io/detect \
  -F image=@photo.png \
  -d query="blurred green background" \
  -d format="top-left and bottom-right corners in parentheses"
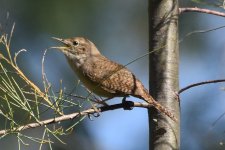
top-left (1, 0), bottom-right (225, 150)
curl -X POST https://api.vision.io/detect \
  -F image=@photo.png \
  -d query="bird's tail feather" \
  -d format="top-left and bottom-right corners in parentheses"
top-left (141, 90), bottom-right (177, 122)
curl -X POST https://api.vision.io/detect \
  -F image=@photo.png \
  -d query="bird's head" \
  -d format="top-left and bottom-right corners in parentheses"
top-left (53, 37), bottom-right (101, 62)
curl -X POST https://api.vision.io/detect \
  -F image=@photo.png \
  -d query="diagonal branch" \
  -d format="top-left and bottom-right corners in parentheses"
top-left (0, 101), bottom-right (151, 136)
top-left (179, 7), bottom-right (225, 17)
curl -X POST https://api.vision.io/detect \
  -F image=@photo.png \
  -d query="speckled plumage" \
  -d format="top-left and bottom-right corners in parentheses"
top-left (54, 37), bottom-right (176, 121)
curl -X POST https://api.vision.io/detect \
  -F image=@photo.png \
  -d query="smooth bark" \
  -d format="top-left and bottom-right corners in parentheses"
top-left (148, 0), bottom-right (180, 149)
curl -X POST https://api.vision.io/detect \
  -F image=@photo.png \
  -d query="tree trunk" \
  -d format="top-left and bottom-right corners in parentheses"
top-left (148, 0), bottom-right (180, 150)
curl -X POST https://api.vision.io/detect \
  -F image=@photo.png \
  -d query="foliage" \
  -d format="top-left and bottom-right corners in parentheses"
top-left (0, 25), bottom-right (90, 149)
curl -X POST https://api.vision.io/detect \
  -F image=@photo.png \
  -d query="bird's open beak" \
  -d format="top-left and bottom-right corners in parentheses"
top-left (52, 37), bottom-right (70, 51)
top-left (52, 37), bottom-right (64, 43)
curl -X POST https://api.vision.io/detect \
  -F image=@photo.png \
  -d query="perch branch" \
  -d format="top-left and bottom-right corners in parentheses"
top-left (0, 101), bottom-right (151, 135)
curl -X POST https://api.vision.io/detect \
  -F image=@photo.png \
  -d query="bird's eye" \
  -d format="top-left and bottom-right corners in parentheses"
top-left (73, 41), bottom-right (79, 46)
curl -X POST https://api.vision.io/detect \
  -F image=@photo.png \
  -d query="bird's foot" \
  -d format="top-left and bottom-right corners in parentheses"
top-left (122, 96), bottom-right (133, 110)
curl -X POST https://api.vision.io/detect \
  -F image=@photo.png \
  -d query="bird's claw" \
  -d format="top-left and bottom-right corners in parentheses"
top-left (122, 97), bottom-right (133, 110)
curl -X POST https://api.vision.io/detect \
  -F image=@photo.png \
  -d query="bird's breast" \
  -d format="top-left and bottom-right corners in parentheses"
top-left (66, 57), bottom-right (116, 98)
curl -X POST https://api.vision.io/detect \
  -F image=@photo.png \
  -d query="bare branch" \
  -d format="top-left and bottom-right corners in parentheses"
top-left (0, 101), bottom-right (152, 136)
top-left (179, 79), bottom-right (225, 94)
top-left (179, 7), bottom-right (225, 17)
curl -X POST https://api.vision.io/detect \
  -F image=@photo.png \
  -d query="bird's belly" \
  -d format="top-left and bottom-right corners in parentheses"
top-left (81, 76), bottom-right (115, 97)
top-left (74, 67), bottom-right (116, 98)
top-left (67, 58), bottom-right (119, 98)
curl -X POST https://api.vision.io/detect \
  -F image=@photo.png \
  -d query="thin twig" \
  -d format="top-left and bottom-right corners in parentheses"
top-left (211, 111), bottom-right (225, 127)
top-left (179, 7), bottom-right (225, 17)
top-left (179, 79), bottom-right (225, 94)
top-left (0, 101), bottom-right (151, 135)
top-left (179, 25), bottom-right (225, 43)
top-left (41, 48), bottom-right (51, 94)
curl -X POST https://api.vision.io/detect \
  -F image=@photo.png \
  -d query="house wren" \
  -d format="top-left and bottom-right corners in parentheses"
top-left (53, 37), bottom-right (176, 121)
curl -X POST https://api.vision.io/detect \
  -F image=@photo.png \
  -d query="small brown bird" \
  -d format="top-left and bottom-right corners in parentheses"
top-left (53, 37), bottom-right (176, 121)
